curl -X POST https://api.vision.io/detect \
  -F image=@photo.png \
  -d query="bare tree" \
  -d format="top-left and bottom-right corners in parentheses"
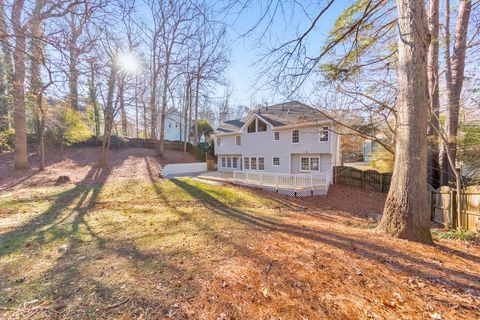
top-left (376, 1), bottom-right (433, 243)
top-left (439, 0), bottom-right (472, 185)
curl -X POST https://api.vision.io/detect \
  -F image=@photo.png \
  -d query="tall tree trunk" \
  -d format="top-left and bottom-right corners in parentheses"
top-left (427, 0), bottom-right (440, 188)
top-left (89, 61), bottom-right (100, 136)
top-left (12, 0), bottom-right (28, 169)
top-left (135, 76), bottom-right (139, 138)
top-left (376, 0), bottom-right (433, 244)
top-left (193, 73), bottom-right (200, 146)
top-left (158, 55), bottom-right (170, 156)
top-left (440, 0), bottom-right (471, 186)
top-left (183, 79), bottom-right (191, 153)
top-left (100, 66), bottom-right (117, 167)
top-left (69, 46), bottom-right (79, 111)
top-left (29, 1), bottom-right (45, 170)
top-left (118, 76), bottom-right (127, 136)
top-left (0, 0), bottom-right (13, 131)
top-left (150, 51), bottom-right (158, 140)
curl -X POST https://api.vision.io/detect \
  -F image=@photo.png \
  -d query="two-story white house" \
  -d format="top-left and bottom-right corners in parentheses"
top-left (213, 101), bottom-right (340, 176)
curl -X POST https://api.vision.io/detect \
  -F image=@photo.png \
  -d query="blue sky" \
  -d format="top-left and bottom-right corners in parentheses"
top-left (222, 1), bottom-right (350, 106)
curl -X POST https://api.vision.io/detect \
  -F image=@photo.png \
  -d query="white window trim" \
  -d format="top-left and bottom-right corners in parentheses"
top-left (258, 157), bottom-right (265, 171)
top-left (273, 131), bottom-right (280, 141)
top-left (319, 127), bottom-right (329, 143)
top-left (235, 135), bottom-right (241, 146)
top-left (292, 129), bottom-right (300, 144)
top-left (251, 157), bottom-right (257, 170)
top-left (244, 157), bottom-right (250, 170)
top-left (272, 157), bottom-right (280, 166)
top-left (299, 156), bottom-right (320, 172)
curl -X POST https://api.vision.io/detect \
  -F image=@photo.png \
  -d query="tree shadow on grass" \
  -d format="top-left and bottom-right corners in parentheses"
top-left (170, 178), bottom-right (480, 293)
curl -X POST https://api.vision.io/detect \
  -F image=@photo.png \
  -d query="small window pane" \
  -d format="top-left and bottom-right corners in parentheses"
top-left (258, 120), bottom-right (267, 132)
top-left (273, 157), bottom-right (280, 166)
top-left (251, 157), bottom-right (257, 170)
top-left (236, 136), bottom-right (241, 146)
top-left (244, 157), bottom-right (250, 170)
top-left (233, 157), bottom-right (238, 168)
top-left (247, 121), bottom-right (256, 133)
top-left (292, 130), bottom-right (299, 143)
top-left (221, 157), bottom-right (226, 168)
top-left (217, 137), bottom-right (221, 146)
top-left (301, 157), bottom-right (309, 171)
top-left (320, 127), bottom-right (329, 142)
top-left (258, 158), bottom-right (264, 170)
top-left (310, 158), bottom-right (319, 171)
top-left (227, 157), bottom-right (232, 168)
top-left (274, 132), bottom-right (280, 140)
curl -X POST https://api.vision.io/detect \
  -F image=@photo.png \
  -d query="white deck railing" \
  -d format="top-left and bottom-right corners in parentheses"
top-left (232, 169), bottom-right (333, 193)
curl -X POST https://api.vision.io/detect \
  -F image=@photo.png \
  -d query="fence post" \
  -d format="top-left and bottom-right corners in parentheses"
top-left (310, 173), bottom-right (313, 191)
top-left (260, 173), bottom-right (263, 185)
top-left (361, 171), bottom-right (365, 190)
top-left (451, 189), bottom-right (458, 229)
top-left (379, 173), bottom-right (383, 193)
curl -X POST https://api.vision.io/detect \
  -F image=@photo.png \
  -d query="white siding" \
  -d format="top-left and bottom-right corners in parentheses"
top-left (215, 122), bottom-right (338, 174)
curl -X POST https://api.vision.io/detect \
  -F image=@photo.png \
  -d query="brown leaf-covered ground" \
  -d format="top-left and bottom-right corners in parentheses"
top-left (0, 147), bottom-right (198, 190)
top-left (0, 148), bottom-right (479, 319)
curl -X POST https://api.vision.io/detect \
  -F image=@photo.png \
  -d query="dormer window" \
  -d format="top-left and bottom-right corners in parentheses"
top-left (247, 120), bottom-right (256, 133)
top-left (257, 120), bottom-right (267, 132)
top-left (247, 118), bottom-right (268, 133)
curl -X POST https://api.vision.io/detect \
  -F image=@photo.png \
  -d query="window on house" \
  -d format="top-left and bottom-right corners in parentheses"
top-left (273, 157), bottom-right (280, 166)
top-left (227, 157), bottom-right (232, 168)
top-left (221, 157), bottom-right (226, 168)
top-left (258, 120), bottom-right (267, 132)
top-left (233, 157), bottom-right (238, 169)
top-left (300, 157), bottom-right (320, 171)
top-left (235, 135), bottom-right (241, 146)
top-left (310, 158), bottom-right (319, 171)
top-left (301, 157), bottom-right (309, 171)
top-left (320, 127), bottom-right (329, 142)
top-left (216, 137), bottom-right (221, 146)
top-left (274, 131), bottom-right (280, 141)
top-left (292, 129), bottom-right (299, 143)
top-left (258, 157), bottom-right (265, 170)
top-left (244, 157), bottom-right (250, 170)
top-left (251, 157), bottom-right (257, 170)
top-left (247, 120), bottom-right (256, 133)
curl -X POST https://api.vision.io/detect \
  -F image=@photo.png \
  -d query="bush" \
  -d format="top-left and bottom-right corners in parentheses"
top-left (431, 229), bottom-right (478, 242)
top-left (108, 135), bottom-right (129, 149)
top-left (0, 129), bottom-right (15, 152)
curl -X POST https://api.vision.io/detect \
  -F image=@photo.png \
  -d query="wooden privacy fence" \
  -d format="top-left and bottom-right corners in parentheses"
top-left (333, 166), bottom-right (392, 193)
top-left (432, 187), bottom-right (480, 232)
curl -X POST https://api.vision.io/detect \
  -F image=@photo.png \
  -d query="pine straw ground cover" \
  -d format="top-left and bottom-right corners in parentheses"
top-left (0, 179), bottom-right (479, 319)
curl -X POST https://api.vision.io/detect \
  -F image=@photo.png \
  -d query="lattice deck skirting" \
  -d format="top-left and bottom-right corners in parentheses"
top-left (234, 181), bottom-right (329, 197)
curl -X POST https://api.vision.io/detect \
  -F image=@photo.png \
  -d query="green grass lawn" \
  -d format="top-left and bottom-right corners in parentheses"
top-left (0, 179), bottom-right (286, 318)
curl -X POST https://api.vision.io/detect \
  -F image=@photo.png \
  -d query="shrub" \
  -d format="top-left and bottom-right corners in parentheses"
top-left (0, 129), bottom-right (15, 152)
top-left (108, 135), bottom-right (129, 149)
top-left (431, 229), bottom-right (478, 242)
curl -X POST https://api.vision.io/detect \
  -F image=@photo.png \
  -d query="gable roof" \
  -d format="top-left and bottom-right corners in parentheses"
top-left (214, 101), bottom-right (328, 134)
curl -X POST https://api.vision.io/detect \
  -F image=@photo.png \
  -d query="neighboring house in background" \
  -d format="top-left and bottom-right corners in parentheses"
top-left (163, 108), bottom-right (184, 141)
top-left (212, 101), bottom-right (341, 175)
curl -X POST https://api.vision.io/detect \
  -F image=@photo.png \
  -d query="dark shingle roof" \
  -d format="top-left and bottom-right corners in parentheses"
top-left (214, 101), bottom-right (327, 134)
